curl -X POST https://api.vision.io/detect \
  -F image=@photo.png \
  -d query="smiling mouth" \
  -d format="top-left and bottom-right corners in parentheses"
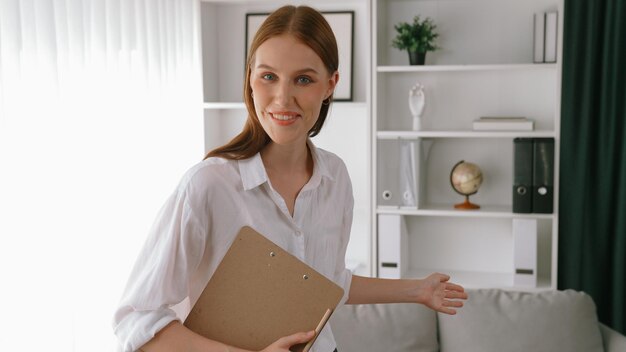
top-left (270, 112), bottom-right (299, 121)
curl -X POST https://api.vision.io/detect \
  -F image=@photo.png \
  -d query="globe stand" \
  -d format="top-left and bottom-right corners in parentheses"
top-left (454, 195), bottom-right (480, 210)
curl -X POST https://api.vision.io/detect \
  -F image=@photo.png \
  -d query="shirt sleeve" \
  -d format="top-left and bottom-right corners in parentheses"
top-left (334, 166), bottom-right (354, 306)
top-left (112, 176), bottom-right (208, 352)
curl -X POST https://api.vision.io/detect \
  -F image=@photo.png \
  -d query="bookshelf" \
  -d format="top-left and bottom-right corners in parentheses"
top-left (372, 0), bottom-right (563, 291)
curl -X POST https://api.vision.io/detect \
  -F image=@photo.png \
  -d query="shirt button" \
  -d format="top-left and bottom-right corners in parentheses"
top-left (295, 230), bottom-right (302, 237)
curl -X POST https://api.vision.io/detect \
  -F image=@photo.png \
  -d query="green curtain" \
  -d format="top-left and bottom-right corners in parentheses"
top-left (559, 0), bottom-right (626, 334)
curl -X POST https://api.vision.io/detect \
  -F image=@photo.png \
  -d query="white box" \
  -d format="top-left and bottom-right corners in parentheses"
top-left (378, 214), bottom-right (408, 279)
top-left (513, 218), bottom-right (538, 287)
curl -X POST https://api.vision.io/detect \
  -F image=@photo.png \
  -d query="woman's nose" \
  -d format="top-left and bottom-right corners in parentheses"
top-left (274, 81), bottom-right (293, 105)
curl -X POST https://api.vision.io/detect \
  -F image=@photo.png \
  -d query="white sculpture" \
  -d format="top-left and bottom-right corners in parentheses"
top-left (408, 83), bottom-right (425, 130)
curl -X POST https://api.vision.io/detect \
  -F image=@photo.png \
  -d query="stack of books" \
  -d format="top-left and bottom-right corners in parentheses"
top-left (472, 117), bottom-right (534, 131)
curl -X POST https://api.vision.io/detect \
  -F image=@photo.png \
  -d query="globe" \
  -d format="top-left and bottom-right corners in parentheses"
top-left (450, 160), bottom-right (483, 209)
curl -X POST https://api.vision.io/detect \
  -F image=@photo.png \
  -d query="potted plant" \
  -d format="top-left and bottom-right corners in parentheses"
top-left (391, 15), bottom-right (439, 65)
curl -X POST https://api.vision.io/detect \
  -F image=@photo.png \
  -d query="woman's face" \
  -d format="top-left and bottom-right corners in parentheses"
top-left (250, 34), bottom-right (338, 147)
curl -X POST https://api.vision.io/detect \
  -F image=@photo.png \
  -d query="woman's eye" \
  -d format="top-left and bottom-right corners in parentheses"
top-left (297, 76), bottom-right (312, 85)
top-left (262, 73), bottom-right (275, 81)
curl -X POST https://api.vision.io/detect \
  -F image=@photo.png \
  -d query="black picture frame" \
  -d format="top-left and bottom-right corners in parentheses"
top-left (245, 11), bottom-right (354, 102)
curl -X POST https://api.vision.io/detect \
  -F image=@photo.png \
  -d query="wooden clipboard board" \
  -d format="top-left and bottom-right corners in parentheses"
top-left (184, 226), bottom-right (344, 352)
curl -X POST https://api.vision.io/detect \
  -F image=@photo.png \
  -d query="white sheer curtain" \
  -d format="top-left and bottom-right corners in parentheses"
top-left (0, 1), bottom-right (202, 350)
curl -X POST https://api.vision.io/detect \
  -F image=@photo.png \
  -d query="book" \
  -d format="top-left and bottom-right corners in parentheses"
top-left (184, 226), bottom-right (344, 352)
top-left (473, 117), bottom-right (534, 131)
top-left (544, 12), bottom-right (558, 63)
top-left (534, 12), bottom-right (546, 63)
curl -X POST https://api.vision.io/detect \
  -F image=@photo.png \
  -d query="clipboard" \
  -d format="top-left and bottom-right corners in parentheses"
top-left (184, 226), bottom-right (344, 352)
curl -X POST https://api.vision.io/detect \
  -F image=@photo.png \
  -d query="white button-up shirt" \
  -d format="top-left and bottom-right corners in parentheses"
top-left (113, 141), bottom-right (354, 352)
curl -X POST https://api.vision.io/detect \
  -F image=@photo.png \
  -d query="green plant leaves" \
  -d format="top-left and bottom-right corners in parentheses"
top-left (391, 15), bottom-right (439, 53)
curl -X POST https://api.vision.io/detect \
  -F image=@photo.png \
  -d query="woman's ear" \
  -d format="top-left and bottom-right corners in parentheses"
top-left (325, 71), bottom-right (340, 99)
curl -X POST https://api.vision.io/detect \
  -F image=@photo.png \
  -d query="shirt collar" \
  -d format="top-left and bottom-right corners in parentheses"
top-left (237, 139), bottom-right (335, 191)
top-left (238, 152), bottom-right (267, 191)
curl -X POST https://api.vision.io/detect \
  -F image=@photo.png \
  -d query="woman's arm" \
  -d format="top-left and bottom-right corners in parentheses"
top-left (139, 321), bottom-right (239, 352)
top-left (346, 273), bottom-right (468, 315)
top-left (139, 321), bottom-right (315, 352)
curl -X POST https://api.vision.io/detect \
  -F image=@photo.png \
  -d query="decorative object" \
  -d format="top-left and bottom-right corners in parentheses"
top-left (246, 11), bottom-right (354, 101)
top-left (408, 83), bottom-right (425, 130)
top-left (391, 15), bottom-right (439, 65)
top-left (450, 160), bottom-right (483, 209)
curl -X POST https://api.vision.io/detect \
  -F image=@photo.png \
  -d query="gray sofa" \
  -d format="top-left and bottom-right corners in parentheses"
top-left (331, 289), bottom-right (626, 352)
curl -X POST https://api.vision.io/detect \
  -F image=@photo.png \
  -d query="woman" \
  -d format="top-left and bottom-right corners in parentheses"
top-left (113, 5), bottom-right (467, 352)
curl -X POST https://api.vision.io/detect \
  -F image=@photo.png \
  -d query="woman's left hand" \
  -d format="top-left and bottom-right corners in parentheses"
top-left (414, 273), bottom-right (468, 315)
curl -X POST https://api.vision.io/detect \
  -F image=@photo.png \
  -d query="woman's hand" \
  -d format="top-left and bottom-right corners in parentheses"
top-left (346, 274), bottom-right (467, 314)
top-left (415, 273), bottom-right (468, 315)
top-left (259, 330), bottom-right (315, 352)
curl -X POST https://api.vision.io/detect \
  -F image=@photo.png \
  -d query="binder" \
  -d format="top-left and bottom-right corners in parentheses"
top-left (544, 12), bottom-right (558, 63)
top-left (377, 141), bottom-right (400, 208)
top-left (399, 141), bottom-right (417, 207)
top-left (532, 138), bottom-right (555, 213)
top-left (513, 218), bottom-right (538, 287)
top-left (533, 12), bottom-right (546, 63)
top-left (377, 214), bottom-right (408, 279)
top-left (513, 138), bottom-right (534, 213)
top-left (184, 226), bottom-right (344, 352)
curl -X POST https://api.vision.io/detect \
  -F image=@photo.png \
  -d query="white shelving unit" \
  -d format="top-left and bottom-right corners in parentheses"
top-left (378, 63), bottom-right (557, 72)
top-left (199, 0), bottom-right (372, 275)
top-left (377, 131), bottom-right (556, 139)
top-left (372, 0), bottom-right (562, 291)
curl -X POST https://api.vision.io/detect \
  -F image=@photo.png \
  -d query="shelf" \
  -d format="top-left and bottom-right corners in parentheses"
top-left (405, 268), bottom-right (553, 292)
top-left (204, 101), bottom-right (369, 110)
top-left (377, 63), bottom-right (558, 73)
top-left (377, 204), bottom-right (555, 219)
top-left (376, 130), bottom-right (557, 139)
top-left (333, 101), bottom-right (369, 108)
top-left (201, 0), bottom-right (365, 4)
top-left (203, 102), bottom-right (245, 110)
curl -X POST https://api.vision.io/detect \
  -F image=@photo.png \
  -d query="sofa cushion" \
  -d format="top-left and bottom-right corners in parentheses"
top-left (331, 303), bottom-right (438, 352)
top-left (438, 289), bottom-right (604, 352)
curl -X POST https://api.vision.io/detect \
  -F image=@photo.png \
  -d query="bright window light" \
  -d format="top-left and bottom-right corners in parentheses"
top-left (0, 1), bottom-right (202, 351)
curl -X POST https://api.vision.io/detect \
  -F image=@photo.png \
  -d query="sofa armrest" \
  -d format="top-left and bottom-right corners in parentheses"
top-left (599, 323), bottom-right (626, 352)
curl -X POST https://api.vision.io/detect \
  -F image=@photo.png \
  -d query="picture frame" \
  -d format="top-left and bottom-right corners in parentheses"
top-left (245, 11), bottom-right (354, 101)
